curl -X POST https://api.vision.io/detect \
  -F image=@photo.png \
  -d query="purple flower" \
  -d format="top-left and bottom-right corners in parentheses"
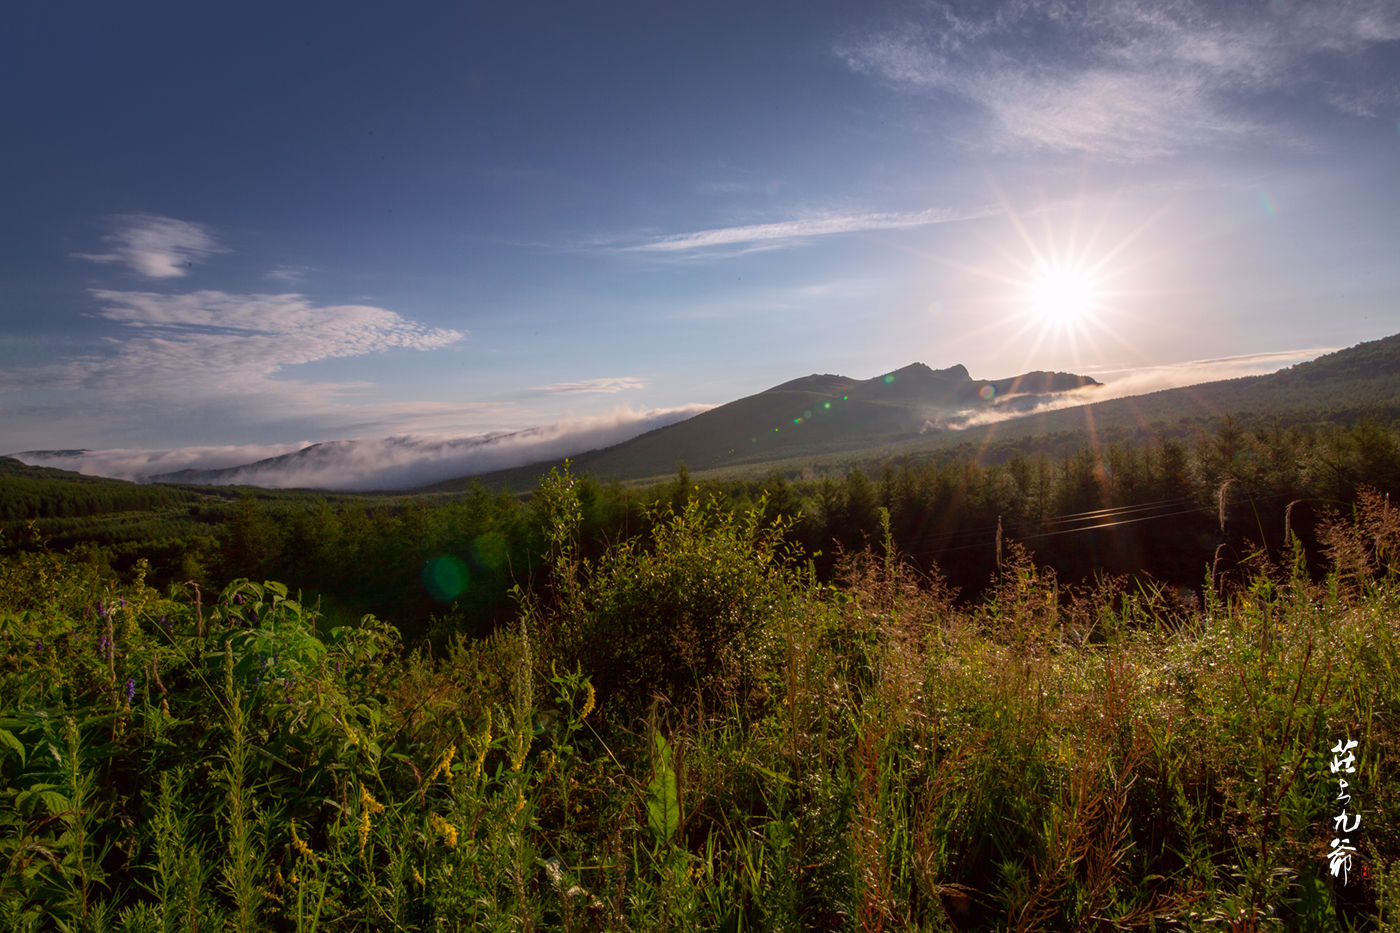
top-left (98, 603), bottom-right (108, 619)
top-left (34, 638), bottom-right (43, 653)
top-left (125, 678), bottom-right (136, 703)
top-left (234, 593), bottom-right (244, 605)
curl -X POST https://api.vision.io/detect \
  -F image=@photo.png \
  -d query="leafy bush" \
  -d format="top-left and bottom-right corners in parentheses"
top-left (530, 465), bottom-right (798, 709)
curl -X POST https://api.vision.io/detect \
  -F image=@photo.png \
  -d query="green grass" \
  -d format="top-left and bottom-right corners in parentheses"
top-left (1, 472), bottom-right (1398, 930)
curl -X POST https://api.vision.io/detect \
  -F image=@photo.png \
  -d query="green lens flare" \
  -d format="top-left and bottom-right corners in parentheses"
top-left (421, 555), bottom-right (469, 602)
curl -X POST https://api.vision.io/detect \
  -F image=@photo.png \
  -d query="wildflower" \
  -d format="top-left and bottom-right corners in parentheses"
top-left (290, 823), bottom-right (317, 862)
top-left (126, 677), bottom-right (136, 703)
top-left (34, 638), bottom-right (42, 654)
top-left (472, 716), bottom-right (492, 779)
top-left (358, 785), bottom-right (385, 854)
top-left (579, 681), bottom-right (596, 722)
top-left (427, 744), bottom-right (456, 783)
top-left (428, 812), bottom-right (458, 847)
top-left (411, 866), bottom-right (425, 886)
top-left (513, 791), bottom-right (526, 821)
top-left (510, 727), bottom-right (529, 772)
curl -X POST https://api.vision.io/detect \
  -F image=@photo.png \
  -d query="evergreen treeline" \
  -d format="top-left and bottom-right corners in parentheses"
top-left (4, 417), bottom-right (1398, 642)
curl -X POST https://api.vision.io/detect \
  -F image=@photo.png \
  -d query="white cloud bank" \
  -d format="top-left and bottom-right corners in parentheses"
top-left (13, 405), bottom-right (713, 491)
top-left (74, 214), bottom-right (229, 278)
top-left (839, 0), bottom-right (1400, 160)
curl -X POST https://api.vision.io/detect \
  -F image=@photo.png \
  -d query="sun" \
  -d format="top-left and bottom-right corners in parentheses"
top-left (1026, 262), bottom-right (1099, 327)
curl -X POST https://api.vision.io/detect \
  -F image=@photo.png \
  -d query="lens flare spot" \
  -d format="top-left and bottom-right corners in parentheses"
top-left (979, 384), bottom-right (995, 400)
top-left (883, 374), bottom-right (895, 384)
top-left (422, 555), bottom-right (469, 603)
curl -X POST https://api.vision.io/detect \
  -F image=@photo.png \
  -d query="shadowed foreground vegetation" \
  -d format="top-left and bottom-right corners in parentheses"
top-left (3, 468), bottom-right (1400, 930)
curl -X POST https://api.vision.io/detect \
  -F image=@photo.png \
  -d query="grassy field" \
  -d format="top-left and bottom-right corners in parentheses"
top-left (2, 469), bottom-right (1398, 930)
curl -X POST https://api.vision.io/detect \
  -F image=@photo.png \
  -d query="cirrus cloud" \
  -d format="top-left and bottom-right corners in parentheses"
top-left (839, 0), bottom-right (1400, 160)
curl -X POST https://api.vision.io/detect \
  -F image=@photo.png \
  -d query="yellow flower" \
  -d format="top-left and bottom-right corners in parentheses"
top-left (358, 785), bottom-right (385, 853)
top-left (513, 791), bottom-right (526, 821)
top-left (412, 866), bottom-right (425, 886)
top-left (290, 823), bottom-right (317, 862)
top-left (427, 744), bottom-right (456, 783)
top-left (579, 681), bottom-right (596, 722)
top-left (510, 728), bottom-right (529, 772)
top-left (472, 716), bottom-right (493, 779)
top-left (428, 812), bottom-right (458, 847)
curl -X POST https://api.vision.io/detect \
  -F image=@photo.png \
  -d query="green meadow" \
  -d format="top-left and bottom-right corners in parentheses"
top-left (3, 460), bottom-right (1399, 931)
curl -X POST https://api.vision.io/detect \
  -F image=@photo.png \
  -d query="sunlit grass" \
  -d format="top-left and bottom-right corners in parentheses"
top-left (0, 474), bottom-right (1396, 929)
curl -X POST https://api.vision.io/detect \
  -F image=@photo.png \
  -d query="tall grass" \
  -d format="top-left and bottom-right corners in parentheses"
top-left (0, 476), bottom-right (1396, 929)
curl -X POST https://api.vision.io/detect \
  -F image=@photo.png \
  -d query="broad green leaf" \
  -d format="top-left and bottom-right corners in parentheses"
top-left (646, 733), bottom-right (679, 844)
top-left (0, 728), bottom-right (25, 766)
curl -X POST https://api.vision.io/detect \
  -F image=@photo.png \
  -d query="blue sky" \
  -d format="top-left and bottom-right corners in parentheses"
top-left (3, 0), bottom-right (1398, 477)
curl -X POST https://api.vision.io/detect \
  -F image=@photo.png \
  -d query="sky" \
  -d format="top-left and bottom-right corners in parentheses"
top-left (3, 0), bottom-right (1398, 483)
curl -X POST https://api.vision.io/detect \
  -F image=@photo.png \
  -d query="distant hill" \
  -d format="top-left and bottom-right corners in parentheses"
top-left (421, 363), bottom-right (1101, 492)
top-left (957, 332), bottom-right (1400, 451)
top-left (102, 362), bottom-right (1090, 492)
top-left (425, 332), bottom-right (1400, 491)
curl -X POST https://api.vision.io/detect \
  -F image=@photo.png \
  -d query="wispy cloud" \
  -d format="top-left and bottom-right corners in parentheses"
top-left (74, 214), bottom-right (228, 278)
top-left (839, 1), bottom-right (1400, 160)
top-left (533, 377), bottom-right (644, 395)
top-left (266, 264), bottom-right (315, 284)
top-left (628, 208), bottom-right (990, 254)
top-left (14, 405), bottom-right (714, 490)
top-left (0, 290), bottom-right (465, 437)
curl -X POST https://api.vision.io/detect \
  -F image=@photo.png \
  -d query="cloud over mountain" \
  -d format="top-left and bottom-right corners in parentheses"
top-left (14, 405), bottom-right (711, 491)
